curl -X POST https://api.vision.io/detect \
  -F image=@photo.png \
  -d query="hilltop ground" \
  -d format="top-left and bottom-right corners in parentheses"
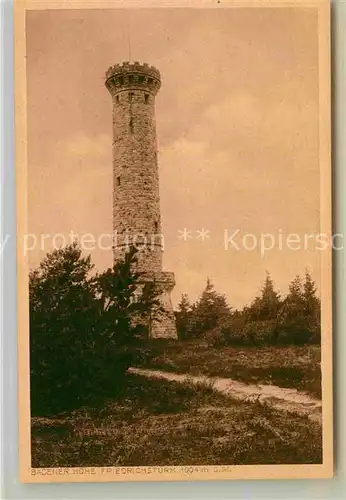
top-left (32, 372), bottom-right (322, 467)
top-left (32, 344), bottom-right (322, 467)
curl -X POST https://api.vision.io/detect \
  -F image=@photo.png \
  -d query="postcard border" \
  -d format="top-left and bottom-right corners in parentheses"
top-left (15, 0), bottom-right (333, 483)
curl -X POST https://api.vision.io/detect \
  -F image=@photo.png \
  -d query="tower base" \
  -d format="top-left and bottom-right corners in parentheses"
top-left (141, 271), bottom-right (177, 340)
top-left (150, 291), bottom-right (177, 339)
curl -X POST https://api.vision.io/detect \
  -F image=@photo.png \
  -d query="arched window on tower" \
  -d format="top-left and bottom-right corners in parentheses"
top-left (144, 93), bottom-right (149, 104)
top-left (154, 221), bottom-right (158, 232)
top-left (116, 176), bottom-right (121, 186)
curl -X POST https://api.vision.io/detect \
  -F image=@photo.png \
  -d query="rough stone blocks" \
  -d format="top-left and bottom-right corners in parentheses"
top-left (105, 61), bottom-right (177, 339)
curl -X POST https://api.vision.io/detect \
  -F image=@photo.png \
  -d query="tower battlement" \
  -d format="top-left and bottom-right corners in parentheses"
top-left (105, 61), bottom-right (161, 96)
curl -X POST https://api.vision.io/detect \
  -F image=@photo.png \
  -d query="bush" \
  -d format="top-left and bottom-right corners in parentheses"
top-left (276, 315), bottom-right (314, 345)
top-left (242, 319), bottom-right (278, 345)
top-left (206, 316), bottom-right (278, 347)
top-left (206, 316), bottom-right (243, 347)
top-left (205, 312), bottom-right (320, 349)
top-left (205, 328), bottom-right (226, 347)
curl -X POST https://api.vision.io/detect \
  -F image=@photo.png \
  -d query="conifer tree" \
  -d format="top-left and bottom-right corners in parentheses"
top-left (277, 274), bottom-right (313, 344)
top-left (302, 269), bottom-right (320, 315)
top-left (191, 278), bottom-right (231, 335)
top-left (30, 244), bottom-right (160, 413)
top-left (284, 275), bottom-right (305, 315)
top-left (175, 293), bottom-right (192, 340)
top-left (248, 271), bottom-right (281, 320)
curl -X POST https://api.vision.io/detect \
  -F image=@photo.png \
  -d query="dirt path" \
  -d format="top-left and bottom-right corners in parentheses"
top-left (129, 367), bottom-right (322, 423)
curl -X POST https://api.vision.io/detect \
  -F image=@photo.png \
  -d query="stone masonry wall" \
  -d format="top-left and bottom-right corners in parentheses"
top-left (105, 62), bottom-right (177, 339)
top-left (111, 88), bottom-right (162, 272)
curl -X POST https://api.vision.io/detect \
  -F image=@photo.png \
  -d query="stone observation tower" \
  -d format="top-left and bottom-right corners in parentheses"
top-left (105, 61), bottom-right (177, 339)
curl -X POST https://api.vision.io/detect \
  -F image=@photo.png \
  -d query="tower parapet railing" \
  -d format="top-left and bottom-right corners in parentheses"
top-left (105, 61), bottom-right (161, 96)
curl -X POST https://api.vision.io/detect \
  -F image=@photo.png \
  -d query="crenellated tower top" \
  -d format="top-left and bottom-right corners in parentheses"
top-left (105, 61), bottom-right (161, 97)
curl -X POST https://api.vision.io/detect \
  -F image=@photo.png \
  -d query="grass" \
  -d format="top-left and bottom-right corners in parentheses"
top-left (135, 341), bottom-right (321, 398)
top-left (31, 373), bottom-right (322, 467)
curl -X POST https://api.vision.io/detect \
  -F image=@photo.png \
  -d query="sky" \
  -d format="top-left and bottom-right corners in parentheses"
top-left (26, 7), bottom-right (321, 308)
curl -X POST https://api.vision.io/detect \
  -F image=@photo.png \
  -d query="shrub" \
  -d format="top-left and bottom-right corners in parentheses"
top-left (276, 315), bottom-right (313, 345)
top-left (241, 319), bottom-right (278, 345)
top-left (206, 315), bottom-right (248, 346)
top-left (205, 327), bottom-right (226, 347)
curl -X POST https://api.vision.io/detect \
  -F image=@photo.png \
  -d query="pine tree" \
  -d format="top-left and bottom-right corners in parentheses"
top-left (29, 241), bottom-right (95, 348)
top-left (280, 275), bottom-right (304, 318)
top-left (288, 275), bottom-right (303, 301)
top-left (30, 242), bottom-right (95, 413)
top-left (175, 294), bottom-right (192, 340)
top-left (30, 244), bottom-right (161, 413)
top-left (191, 278), bottom-right (231, 335)
top-left (303, 269), bottom-right (320, 315)
top-left (277, 274), bottom-right (312, 345)
top-left (249, 271), bottom-right (281, 320)
top-left (91, 246), bottom-right (161, 346)
top-left (302, 269), bottom-right (321, 342)
top-left (178, 293), bottom-right (191, 313)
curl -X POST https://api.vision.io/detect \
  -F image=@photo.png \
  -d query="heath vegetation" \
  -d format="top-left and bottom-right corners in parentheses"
top-left (29, 243), bottom-right (322, 466)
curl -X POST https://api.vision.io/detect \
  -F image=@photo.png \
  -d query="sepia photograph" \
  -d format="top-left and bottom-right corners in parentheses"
top-left (15, 0), bottom-right (332, 482)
